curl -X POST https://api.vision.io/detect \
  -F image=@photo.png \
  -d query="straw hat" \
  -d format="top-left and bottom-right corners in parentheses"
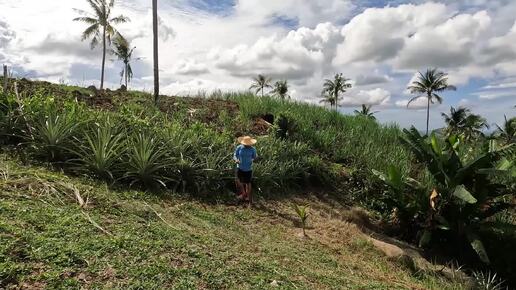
top-left (238, 136), bottom-right (257, 146)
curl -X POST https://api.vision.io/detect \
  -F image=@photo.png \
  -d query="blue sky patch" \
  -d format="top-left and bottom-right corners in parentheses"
top-left (269, 14), bottom-right (299, 30)
top-left (184, 0), bottom-right (236, 16)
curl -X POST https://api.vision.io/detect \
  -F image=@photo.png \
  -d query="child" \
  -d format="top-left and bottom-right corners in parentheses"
top-left (233, 136), bottom-right (257, 205)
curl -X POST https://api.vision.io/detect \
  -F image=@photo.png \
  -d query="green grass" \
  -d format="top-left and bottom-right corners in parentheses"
top-left (0, 155), bottom-right (468, 289)
top-left (231, 94), bottom-right (413, 174)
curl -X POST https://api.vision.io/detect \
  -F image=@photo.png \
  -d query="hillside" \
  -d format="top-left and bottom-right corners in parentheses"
top-left (1, 78), bottom-right (514, 289)
top-left (0, 155), bottom-right (468, 289)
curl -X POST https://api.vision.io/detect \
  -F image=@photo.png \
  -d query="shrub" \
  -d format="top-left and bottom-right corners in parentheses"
top-left (0, 94), bottom-right (26, 145)
top-left (274, 111), bottom-right (298, 139)
top-left (122, 131), bottom-right (172, 190)
top-left (70, 117), bottom-right (126, 180)
top-left (27, 107), bottom-right (79, 162)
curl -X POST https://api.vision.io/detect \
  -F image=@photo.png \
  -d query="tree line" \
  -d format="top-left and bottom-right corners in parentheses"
top-left (250, 68), bottom-right (514, 143)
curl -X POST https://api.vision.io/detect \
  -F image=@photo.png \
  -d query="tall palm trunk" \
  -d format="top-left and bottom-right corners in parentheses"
top-left (426, 93), bottom-right (431, 135)
top-left (124, 62), bottom-right (128, 88)
top-left (261, 86), bottom-right (264, 97)
top-left (152, 0), bottom-right (159, 105)
top-left (334, 91), bottom-right (338, 111)
top-left (100, 26), bottom-right (106, 90)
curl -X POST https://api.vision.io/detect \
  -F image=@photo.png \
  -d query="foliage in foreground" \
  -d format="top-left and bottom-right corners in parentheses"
top-left (374, 127), bottom-right (515, 286)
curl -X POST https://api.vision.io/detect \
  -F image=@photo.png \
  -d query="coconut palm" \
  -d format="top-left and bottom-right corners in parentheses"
top-left (250, 74), bottom-right (272, 97)
top-left (112, 36), bottom-right (139, 89)
top-left (407, 68), bottom-right (456, 135)
top-left (442, 106), bottom-right (469, 136)
top-left (462, 113), bottom-right (489, 141)
top-left (74, 0), bottom-right (130, 90)
top-left (271, 80), bottom-right (289, 99)
top-left (354, 104), bottom-right (378, 120)
top-left (152, 0), bottom-right (159, 105)
top-left (442, 106), bottom-right (488, 141)
top-left (322, 73), bottom-right (352, 110)
top-left (319, 93), bottom-right (337, 109)
top-left (495, 115), bottom-right (516, 144)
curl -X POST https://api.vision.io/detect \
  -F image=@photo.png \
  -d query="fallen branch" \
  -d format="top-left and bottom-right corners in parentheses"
top-left (82, 211), bottom-right (112, 236)
top-left (144, 201), bottom-right (178, 230)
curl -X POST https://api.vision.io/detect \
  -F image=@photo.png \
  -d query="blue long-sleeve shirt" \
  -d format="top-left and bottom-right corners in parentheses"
top-left (233, 145), bottom-right (257, 172)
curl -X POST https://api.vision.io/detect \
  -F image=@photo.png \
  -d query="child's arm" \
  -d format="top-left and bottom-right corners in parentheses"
top-left (233, 146), bottom-right (241, 163)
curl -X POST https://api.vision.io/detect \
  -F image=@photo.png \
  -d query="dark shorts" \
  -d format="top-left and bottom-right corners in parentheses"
top-left (237, 169), bottom-right (253, 184)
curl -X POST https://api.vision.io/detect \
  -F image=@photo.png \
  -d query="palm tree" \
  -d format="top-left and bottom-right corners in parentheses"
top-left (441, 106), bottom-right (469, 137)
top-left (495, 115), bottom-right (516, 144)
top-left (322, 73), bottom-right (352, 110)
top-left (112, 36), bottom-right (138, 89)
top-left (462, 113), bottom-right (489, 141)
top-left (74, 0), bottom-right (129, 90)
top-left (271, 80), bottom-right (289, 99)
top-left (319, 93), bottom-right (336, 109)
top-left (407, 68), bottom-right (456, 135)
top-left (441, 106), bottom-right (488, 141)
top-left (152, 0), bottom-right (159, 105)
top-left (354, 104), bottom-right (378, 120)
top-left (249, 74), bottom-right (272, 97)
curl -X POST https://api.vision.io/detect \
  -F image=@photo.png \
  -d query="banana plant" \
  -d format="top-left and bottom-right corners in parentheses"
top-left (372, 165), bottom-right (433, 243)
top-left (376, 127), bottom-right (515, 264)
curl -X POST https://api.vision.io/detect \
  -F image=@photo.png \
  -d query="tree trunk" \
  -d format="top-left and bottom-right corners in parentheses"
top-left (3, 65), bottom-right (7, 94)
top-left (426, 94), bottom-right (431, 135)
top-left (125, 63), bottom-right (128, 88)
top-left (100, 25), bottom-right (106, 90)
top-left (334, 91), bottom-right (338, 111)
top-left (152, 0), bottom-right (159, 105)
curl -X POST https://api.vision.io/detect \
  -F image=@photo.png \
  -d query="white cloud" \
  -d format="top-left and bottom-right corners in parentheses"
top-left (161, 78), bottom-right (240, 95)
top-left (475, 90), bottom-right (516, 100)
top-left (395, 11), bottom-right (491, 69)
top-left (171, 59), bottom-right (209, 75)
top-left (354, 73), bottom-right (392, 86)
top-left (334, 3), bottom-right (449, 65)
top-left (0, 18), bottom-right (16, 64)
top-left (234, 0), bottom-right (355, 27)
top-left (341, 88), bottom-right (391, 106)
top-left (483, 82), bottom-right (516, 90)
top-left (396, 97), bottom-right (436, 109)
top-left (211, 22), bottom-right (343, 80)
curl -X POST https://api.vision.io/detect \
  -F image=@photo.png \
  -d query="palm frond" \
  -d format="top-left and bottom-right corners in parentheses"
top-left (407, 96), bottom-right (424, 107)
top-left (73, 16), bottom-right (99, 25)
top-left (110, 15), bottom-right (130, 24)
top-left (86, 0), bottom-right (103, 18)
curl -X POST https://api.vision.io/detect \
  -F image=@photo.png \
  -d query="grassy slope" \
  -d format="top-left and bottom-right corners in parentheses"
top-left (0, 155), bottom-right (466, 289)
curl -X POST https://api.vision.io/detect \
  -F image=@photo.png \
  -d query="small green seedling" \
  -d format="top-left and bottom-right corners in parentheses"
top-left (293, 204), bottom-right (309, 236)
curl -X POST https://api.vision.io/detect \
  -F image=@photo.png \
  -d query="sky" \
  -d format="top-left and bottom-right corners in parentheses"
top-left (0, 0), bottom-right (515, 130)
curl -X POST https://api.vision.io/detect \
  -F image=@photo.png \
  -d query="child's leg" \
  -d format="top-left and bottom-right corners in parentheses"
top-left (235, 170), bottom-right (245, 196)
top-left (247, 183), bottom-right (252, 204)
top-left (235, 178), bottom-right (244, 195)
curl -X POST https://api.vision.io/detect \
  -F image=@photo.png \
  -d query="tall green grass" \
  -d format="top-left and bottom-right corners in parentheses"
top-left (230, 93), bottom-right (412, 175)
